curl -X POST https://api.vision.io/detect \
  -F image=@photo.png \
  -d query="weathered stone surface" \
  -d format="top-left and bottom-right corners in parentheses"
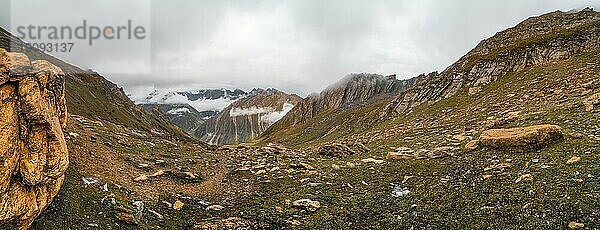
top-left (465, 140), bottom-right (479, 151)
top-left (292, 199), bottom-right (321, 212)
top-left (318, 142), bottom-right (369, 157)
top-left (265, 73), bottom-right (419, 140)
top-left (479, 125), bottom-right (563, 151)
top-left (583, 92), bottom-right (600, 111)
top-left (0, 49), bottom-right (68, 230)
top-left (384, 9), bottom-right (600, 116)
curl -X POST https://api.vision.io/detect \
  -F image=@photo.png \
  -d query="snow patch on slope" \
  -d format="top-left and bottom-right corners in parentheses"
top-left (260, 102), bottom-right (295, 124)
top-left (167, 107), bottom-right (191, 115)
top-left (229, 107), bottom-right (274, 117)
top-left (129, 88), bottom-right (244, 113)
top-left (229, 102), bottom-right (295, 124)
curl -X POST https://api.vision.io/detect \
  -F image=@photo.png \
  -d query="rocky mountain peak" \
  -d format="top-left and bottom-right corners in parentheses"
top-left (266, 73), bottom-right (419, 132)
top-left (384, 8), bottom-right (600, 115)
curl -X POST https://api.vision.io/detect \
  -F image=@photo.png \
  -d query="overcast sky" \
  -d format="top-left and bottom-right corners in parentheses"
top-left (1, 0), bottom-right (599, 96)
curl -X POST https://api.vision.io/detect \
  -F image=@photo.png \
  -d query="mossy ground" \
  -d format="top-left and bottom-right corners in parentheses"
top-left (33, 50), bottom-right (599, 229)
top-left (229, 51), bottom-right (600, 228)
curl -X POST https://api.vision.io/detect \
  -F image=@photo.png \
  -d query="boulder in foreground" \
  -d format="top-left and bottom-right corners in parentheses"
top-left (479, 125), bottom-right (563, 151)
top-left (0, 49), bottom-right (68, 229)
top-left (318, 142), bottom-right (369, 157)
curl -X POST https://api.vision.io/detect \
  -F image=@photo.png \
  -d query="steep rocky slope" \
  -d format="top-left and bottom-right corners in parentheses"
top-left (384, 7), bottom-right (600, 115)
top-left (261, 8), bottom-right (600, 147)
top-left (194, 89), bottom-right (302, 145)
top-left (139, 103), bottom-right (206, 134)
top-left (261, 73), bottom-right (418, 144)
top-left (0, 27), bottom-right (189, 140)
top-left (0, 49), bottom-right (68, 229)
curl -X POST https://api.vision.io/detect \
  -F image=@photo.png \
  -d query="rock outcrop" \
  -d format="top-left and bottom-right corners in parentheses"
top-left (479, 125), bottom-right (563, 151)
top-left (318, 142), bottom-right (369, 157)
top-left (0, 49), bottom-right (68, 229)
top-left (583, 92), bottom-right (600, 111)
top-left (384, 9), bottom-right (600, 115)
top-left (265, 73), bottom-right (418, 137)
top-left (194, 89), bottom-right (302, 145)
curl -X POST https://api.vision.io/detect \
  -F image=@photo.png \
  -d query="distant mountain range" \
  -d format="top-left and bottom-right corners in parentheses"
top-left (131, 87), bottom-right (302, 145)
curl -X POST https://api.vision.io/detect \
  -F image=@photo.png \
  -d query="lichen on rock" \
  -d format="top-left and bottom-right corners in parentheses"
top-left (479, 124), bottom-right (563, 152)
top-left (0, 48), bottom-right (68, 230)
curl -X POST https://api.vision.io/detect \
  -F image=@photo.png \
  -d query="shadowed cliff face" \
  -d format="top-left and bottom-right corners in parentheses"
top-left (0, 49), bottom-right (68, 229)
top-left (384, 8), bottom-right (600, 115)
top-left (194, 89), bottom-right (302, 145)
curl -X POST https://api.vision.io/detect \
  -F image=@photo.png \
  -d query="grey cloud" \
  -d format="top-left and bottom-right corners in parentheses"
top-left (2, 0), bottom-right (600, 96)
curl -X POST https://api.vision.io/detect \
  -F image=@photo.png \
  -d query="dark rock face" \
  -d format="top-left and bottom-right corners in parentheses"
top-left (0, 49), bottom-right (68, 229)
top-left (193, 89), bottom-right (302, 145)
top-left (268, 73), bottom-right (418, 130)
top-left (384, 9), bottom-right (600, 115)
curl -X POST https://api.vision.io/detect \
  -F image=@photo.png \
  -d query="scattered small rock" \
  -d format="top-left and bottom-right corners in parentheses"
top-left (452, 134), bottom-right (469, 142)
top-left (361, 158), bottom-right (384, 164)
top-left (206, 205), bottom-right (224, 211)
top-left (386, 152), bottom-right (412, 160)
top-left (479, 125), bottom-right (563, 151)
top-left (583, 92), bottom-right (600, 111)
top-left (236, 166), bottom-right (250, 172)
top-left (82, 177), bottom-right (99, 185)
top-left (114, 206), bottom-right (137, 225)
top-left (465, 140), bottom-right (479, 151)
top-left (469, 86), bottom-right (482, 95)
top-left (566, 156), bottom-right (581, 165)
top-left (148, 209), bottom-right (163, 220)
top-left (133, 170), bottom-right (165, 182)
top-left (568, 221), bottom-right (584, 229)
top-left (390, 183), bottom-right (410, 197)
top-left (515, 174), bottom-right (533, 183)
top-left (173, 200), bottom-right (184, 211)
top-left (484, 163), bottom-right (511, 172)
top-left (331, 164), bottom-right (341, 170)
top-left (318, 143), bottom-right (356, 157)
top-left (300, 163), bottom-right (315, 170)
top-left (275, 206), bottom-right (283, 213)
top-left (292, 199), bottom-right (321, 212)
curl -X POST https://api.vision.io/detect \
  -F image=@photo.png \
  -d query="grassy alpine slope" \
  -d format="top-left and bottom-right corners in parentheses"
top-left (234, 50), bottom-right (600, 229)
top-left (28, 9), bottom-right (600, 230)
top-left (32, 42), bottom-right (600, 230)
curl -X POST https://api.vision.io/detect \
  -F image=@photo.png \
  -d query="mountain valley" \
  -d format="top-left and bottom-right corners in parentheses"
top-left (1, 7), bottom-right (599, 230)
